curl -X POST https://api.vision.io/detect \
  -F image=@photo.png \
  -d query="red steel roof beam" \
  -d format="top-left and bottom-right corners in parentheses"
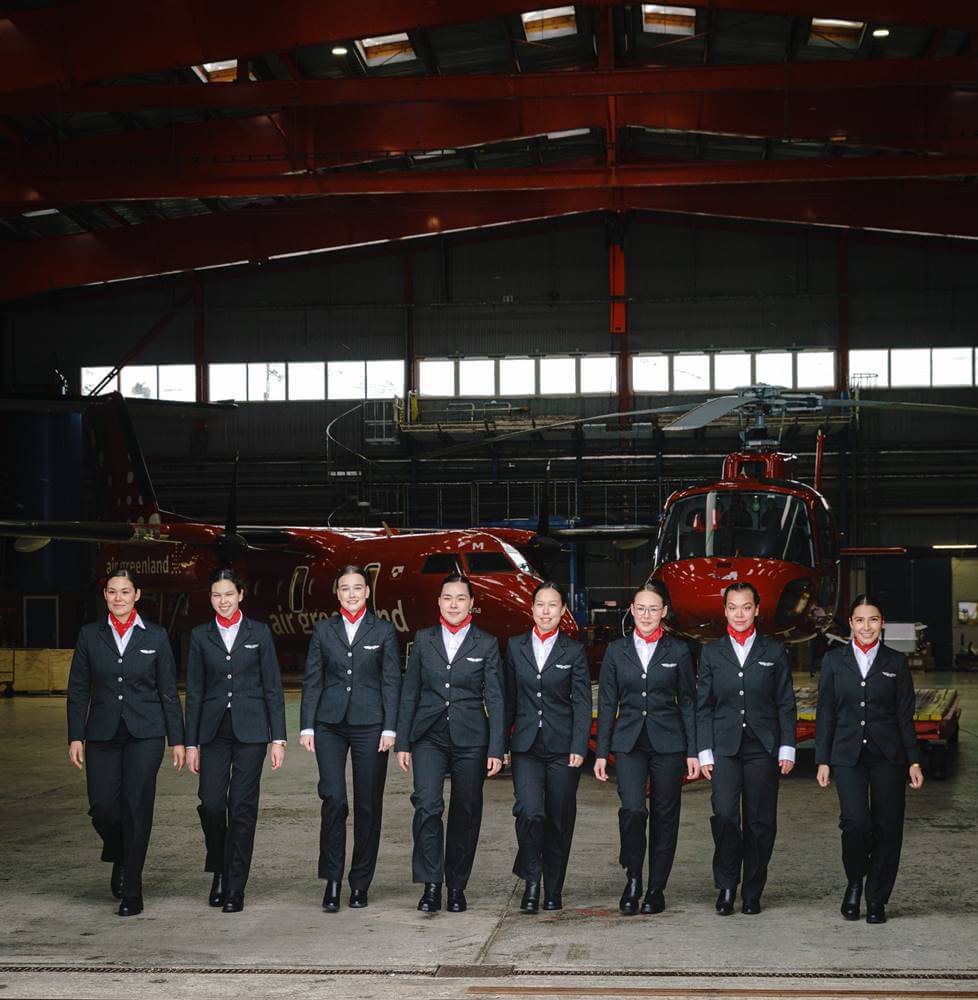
top-left (3, 58), bottom-right (976, 115)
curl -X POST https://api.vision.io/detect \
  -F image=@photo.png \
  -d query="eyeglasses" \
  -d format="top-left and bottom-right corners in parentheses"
top-left (634, 606), bottom-right (664, 616)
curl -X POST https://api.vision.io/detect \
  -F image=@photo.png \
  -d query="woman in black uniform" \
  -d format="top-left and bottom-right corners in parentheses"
top-left (396, 572), bottom-right (505, 913)
top-left (815, 595), bottom-right (923, 924)
top-left (185, 567), bottom-right (287, 913)
top-left (300, 564), bottom-right (401, 912)
top-left (504, 581), bottom-right (590, 913)
top-left (67, 567), bottom-right (185, 916)
top-left (594, 581), bottom-right (699, 915)
top-left (697, 581), bottom-right (796, 916)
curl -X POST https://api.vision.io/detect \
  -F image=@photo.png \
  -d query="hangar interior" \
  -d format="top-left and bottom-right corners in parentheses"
top-left (1, 1), bottom-right (977, 997)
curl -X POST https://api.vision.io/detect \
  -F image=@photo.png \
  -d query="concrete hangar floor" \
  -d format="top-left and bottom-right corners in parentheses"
top-left (1, 671), bottom-right (976, 1000)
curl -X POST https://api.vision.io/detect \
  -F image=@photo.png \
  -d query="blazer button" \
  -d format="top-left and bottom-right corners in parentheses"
top-left (642, 691), bottom-right (647, 697)
top-left (346, 686), bottom-right (352, 692)
top-left (862, 738), bottom-right (868, 744)
top-left (347, 651), bottom-right (353, 658)
top-left (642, 710), bottom-right (647, 716)
top-left (641, 674), bottom-right (647, 680)
top-left (445, 682), bottom-right (450, 688)
top-left (117, 658), bottom-right (123, 665)
top-left (739, 690), bottom-right (744, 696)
top-left (226, 655), bottom-right (231, 662)
top-left (227, 673), bottom-right (232, 679)
top-left (228, 691), bottom-right (233, 698)
top-left (445, 701), bottom-right (450, 707)
top-left (347, 669), bottom-right (352, 675)
top-left (538, 710), bottom-right (543, 716)
top-left (740, 709), bottom-right (745, 714)
top-left (118, 694), bottom-right (123, 700)
top-left (117, 676), bottom-right (123, 682)
top-left (537, 692), bottom-right (542, 698)
top-left (743, 722), bottom-right (747, 728)
top-left (860, 720), bottom-right (866, 726)
top-left (861, 681), bottom-right (866, 687)
top-left (738, 671), bottom-right (744, 678)
top-left (860, 701), bottom-right (865, 707)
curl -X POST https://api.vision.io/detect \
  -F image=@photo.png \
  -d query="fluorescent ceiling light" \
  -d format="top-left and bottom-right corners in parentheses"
top-left (331, 45), bottom-right (349, 55)
top-left (22, 208), bottom-right (60, 217)
top-left (933, 543), bottom-right (977, 550)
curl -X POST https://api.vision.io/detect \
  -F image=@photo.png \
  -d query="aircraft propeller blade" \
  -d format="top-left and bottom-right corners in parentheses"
top-left (663, 395), bottom-right (748, 432)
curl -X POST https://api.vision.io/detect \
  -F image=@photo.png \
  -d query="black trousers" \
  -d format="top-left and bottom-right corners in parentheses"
top-left (615, 732), bottom-right (686, 891)
top-left (511, 732), bottom-right (582, 894)
top-left (197, 711), bottom-right (267, 895)
top-left (314, 719), bottom-right (388, 888)
top-left (410, 717), bottom-right (487, 889)
top-left (833, 743), bottom-right (907, 905)
top-left (85, 719), bottom-right (164, 896)
top-left (710, 732), bottom-right (780, 900)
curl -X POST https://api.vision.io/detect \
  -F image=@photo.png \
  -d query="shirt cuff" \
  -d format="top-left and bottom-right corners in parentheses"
top-left (272, 740), bottom-right (287, 746)
top-left (186, 745), bottom-right (197, 750)
top-left (381, 730), bottom-right (396, 739)
top-left (698, 749), bottom-right (715, 767)
top-left (300, 728), bottom-right (314, 736)
top-left (778, 745), bottom-right (796, 763)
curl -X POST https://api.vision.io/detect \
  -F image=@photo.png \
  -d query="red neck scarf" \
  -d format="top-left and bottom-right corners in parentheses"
top-left (854, 637), bottom-right (879, 655)
top-left (533, 626), bottom-right (559, 642)
top-left (110, 609), bottom-right (138, 638)
top-left (340, 605), bottom-right (366, 625)
top-left (727, 623), bottom-right (756, 646)
top-left (216, 609), bottom-right (242, 629)
top-left (441, 614), bottom-right (472, 635)
top-left (635, 625), bottom-right (663, 644)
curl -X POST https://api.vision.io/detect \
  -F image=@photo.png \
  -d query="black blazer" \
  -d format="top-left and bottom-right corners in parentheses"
top-left (696, 632), bottom-right (796, 758)
top-left (300, 612), bottom-right (401, 732)
top-left (815, 642), bottom-right (918, 767)
top-left (595, 633), bottom-right (696, 759)
top-left (67, 619), bottom-right (184, 745)
top-left (185, 617), bottom-right (287, 746)
top-left (395, 623), bottom-right (505, 759)
top-left (504, 631), bottom-right (591, 758)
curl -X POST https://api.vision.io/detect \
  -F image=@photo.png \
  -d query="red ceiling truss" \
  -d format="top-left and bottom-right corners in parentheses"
top-left (1, 1), bottom-right (977, 301)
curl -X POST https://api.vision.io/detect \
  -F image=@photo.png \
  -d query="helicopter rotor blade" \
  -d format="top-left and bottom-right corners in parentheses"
top-left (818, 398), bottom-right (978, 417)
top-left (663, 395), bottom-right (748, 432)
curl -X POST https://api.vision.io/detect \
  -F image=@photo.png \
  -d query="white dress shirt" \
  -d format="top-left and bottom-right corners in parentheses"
top-left (633, 631), bottom-right (659, 669)
top-left (109, 613), bottom-right (145, 655)
top-left (441, 621), bottom-right (470, 663)
top-left (698, 631), bottom-right (795, 767)
top-left (301, 611), bottom-right (394, 739)
top-left (531, 630), bottom-right (559, 672)
top-left (852, 639), bottom-right (879, 678)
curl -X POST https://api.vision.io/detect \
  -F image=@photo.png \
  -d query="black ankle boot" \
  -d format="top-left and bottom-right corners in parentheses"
top-left (715, 888), bottom-right (736, 916)
top-left (322, 880), bottom-right (341, 913)
top-left (841, 881), bottom-right (862, 921)
top-left (208, 873), bottom-right (225, 908)
top-left (619, 876), bottom-right (642, 915)
top-left (418, 882), bottom-right (442, 912)
top-left (520, 881), bottom-right (541, 914)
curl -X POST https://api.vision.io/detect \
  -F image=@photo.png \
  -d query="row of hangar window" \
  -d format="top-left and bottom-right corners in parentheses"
top-left (80, 347), bottom-right (977, 403)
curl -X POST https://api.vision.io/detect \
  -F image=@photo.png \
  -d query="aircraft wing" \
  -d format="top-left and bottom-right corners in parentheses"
top-left (0, 518), bottom-right (221, 552)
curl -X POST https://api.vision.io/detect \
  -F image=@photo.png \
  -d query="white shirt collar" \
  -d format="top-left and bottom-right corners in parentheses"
top-left (531, 629), bottom-right (559, 670)
top-left (108, 613), bottom-right (145, 653)
top-left (632, 630), bottom-right (658, 668)
top-left (729, 629), bottom-right (756, 665)
top-left (851, 638), bottom-right (879, 678)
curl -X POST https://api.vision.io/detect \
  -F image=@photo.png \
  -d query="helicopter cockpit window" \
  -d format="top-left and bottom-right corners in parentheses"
top-left (658, 491), bottom-right (814, 567)
top-left (465, 551), bottom-right (517, 574)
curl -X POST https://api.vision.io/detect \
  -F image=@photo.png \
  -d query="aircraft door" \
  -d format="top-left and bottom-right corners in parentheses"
top-left (289, 566), bottom-right (310, 613)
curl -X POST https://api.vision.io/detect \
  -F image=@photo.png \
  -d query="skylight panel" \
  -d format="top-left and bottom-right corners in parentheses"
top-left (356, 33), bottom-right (416, 67)
top-left (192, 59), bottom-right (255, 83)
top-left (521, 7), bottom-right (578, 41)
top-left (641, 5), bottom-right (696, 36)
top-left (809, 17), bottom-right (865, 49)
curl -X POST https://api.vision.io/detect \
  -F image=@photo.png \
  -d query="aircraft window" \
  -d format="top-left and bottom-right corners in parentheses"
top-left (465, 552), bottom-right (516, 574)
top-left (499, 540), bottom-right (533, 575)
top-left (658, 491), bottom-right (814, 567)
top-left (421, 553), bottom-right (462, 575)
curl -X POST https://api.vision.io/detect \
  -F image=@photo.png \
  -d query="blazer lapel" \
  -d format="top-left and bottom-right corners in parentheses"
top-left (741, 633), bottom-right (766, 670)
top-left (331, 613), bottom-right (351, 650)
top-left (622, 634), bottom-right (645, 672)
top-left (206, 619), bottom-right (226, 653)
top-left (842, 642), bottom-right (863, 680)
top-left (648, 636), bottom-right (669, 670)
top-left (453, 625), bottom-right (478, 664)
top-left (717, 634), bottom-right (741, 668)
top-left (431, 626), bottom-right (450, 664)
top-left (864, 642), bottom-right (888, 680)
top-left (229, 617), bottom-right (252, 654)
top-left (352, 613), bottom-right (377, 648)
top-left (98, 621), bottom-right (119, 657)
top-left (540, 633), bottom-right (568, 673)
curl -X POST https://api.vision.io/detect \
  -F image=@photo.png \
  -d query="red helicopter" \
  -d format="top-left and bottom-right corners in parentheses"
top-left (648, 385), bottom-right (978, 644)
